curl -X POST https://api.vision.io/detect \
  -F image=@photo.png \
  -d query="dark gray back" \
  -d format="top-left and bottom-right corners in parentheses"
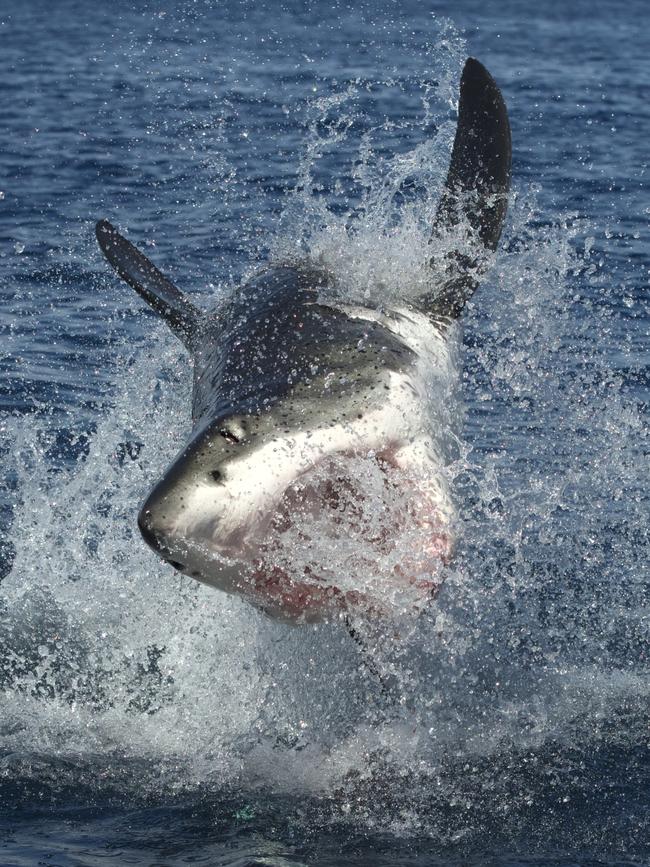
top-left (191, 265), bottom-right (415, 429)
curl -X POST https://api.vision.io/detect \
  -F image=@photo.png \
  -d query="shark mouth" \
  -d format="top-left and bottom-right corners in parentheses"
top-left (239, 452), bottom-right (454, 623)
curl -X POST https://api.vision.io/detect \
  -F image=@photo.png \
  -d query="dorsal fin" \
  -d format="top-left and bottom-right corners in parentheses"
top-left (95, 220), bottom-right (201, 348)
top-left (427, 57), bottom-right (512, 320)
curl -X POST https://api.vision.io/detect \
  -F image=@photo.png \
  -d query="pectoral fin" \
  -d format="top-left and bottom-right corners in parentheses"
top-left (96, 219), bottom-right (201, 347)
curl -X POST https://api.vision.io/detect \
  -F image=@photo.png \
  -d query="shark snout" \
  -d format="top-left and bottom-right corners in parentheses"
top-left (137, 507), bottom-right (159, 552)
top-left (137, 505), bottom-right (186, 570)
top-left (137, 507), bottom-right (166, 555)
top-left (136, 452), bottom-right (240, 576)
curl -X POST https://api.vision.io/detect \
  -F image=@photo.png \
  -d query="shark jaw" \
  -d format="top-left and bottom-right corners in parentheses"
top-left (138, 430), bottom-right (454, 624)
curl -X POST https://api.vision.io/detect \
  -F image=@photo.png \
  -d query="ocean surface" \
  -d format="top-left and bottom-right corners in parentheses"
top-left (1, 0), bottom-right (648, 864)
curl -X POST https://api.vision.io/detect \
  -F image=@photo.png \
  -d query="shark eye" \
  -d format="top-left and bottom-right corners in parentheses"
top-left (210, 469), bottom-right (224, 484)
top-left (219, 428), bottom-right (241, 444)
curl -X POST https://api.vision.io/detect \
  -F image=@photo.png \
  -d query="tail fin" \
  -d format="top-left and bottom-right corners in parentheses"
top-left (96, 220), bottom-right (201, 347)
top-left (428, 58), bottom-right (512, 320)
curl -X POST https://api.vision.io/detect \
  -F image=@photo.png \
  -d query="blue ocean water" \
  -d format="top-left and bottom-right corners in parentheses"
top-left (1, 0), bottom-right (648, 865)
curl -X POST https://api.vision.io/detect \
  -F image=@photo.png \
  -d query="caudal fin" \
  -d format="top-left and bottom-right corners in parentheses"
top-left (427, 57), bottom-right (512, 320)
top-left (96, 220), bottom-right (201, 347)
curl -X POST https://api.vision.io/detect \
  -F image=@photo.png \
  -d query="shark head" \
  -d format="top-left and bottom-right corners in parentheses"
top-left (137, 316), bottom-right (457, 623)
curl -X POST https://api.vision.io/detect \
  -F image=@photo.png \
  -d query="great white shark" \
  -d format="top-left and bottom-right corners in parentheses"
top-left (96, 57), bottom-right (511, 625)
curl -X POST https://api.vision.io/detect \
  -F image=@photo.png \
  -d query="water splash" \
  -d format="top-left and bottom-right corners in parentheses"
top-left (1, 23), bottom-right (648, 855)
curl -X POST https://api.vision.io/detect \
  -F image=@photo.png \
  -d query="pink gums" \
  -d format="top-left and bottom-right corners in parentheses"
top-left (241, 452), bottom-right (453, 623)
